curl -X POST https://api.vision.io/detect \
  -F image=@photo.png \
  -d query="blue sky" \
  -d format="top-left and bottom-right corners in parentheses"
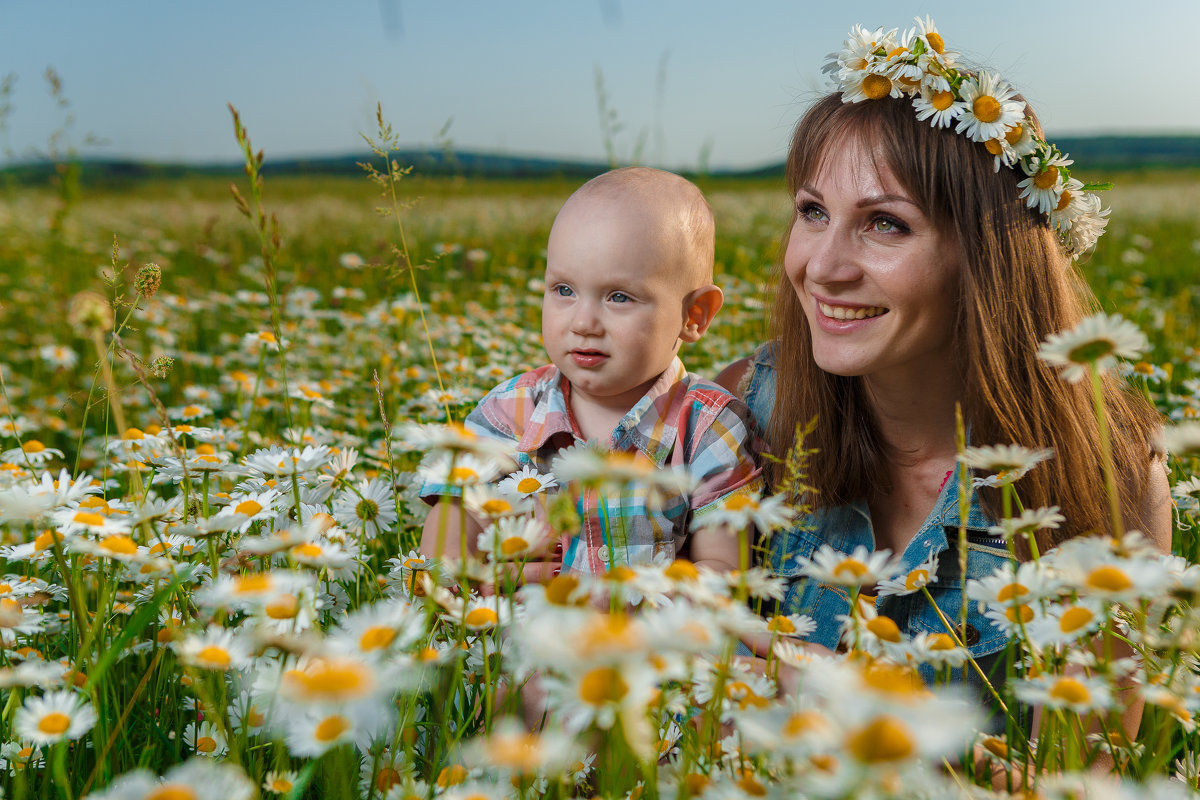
top-left (5, 0), bottom-right (1197, 170)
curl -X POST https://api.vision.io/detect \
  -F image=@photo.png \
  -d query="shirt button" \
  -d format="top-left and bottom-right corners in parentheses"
top-left (963, 624), bottom-right (980, 647)
top-left (597, 547), bottom-right (609, 563)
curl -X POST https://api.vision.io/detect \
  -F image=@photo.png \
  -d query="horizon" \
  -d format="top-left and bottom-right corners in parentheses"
top-left (6, 1), bottom-right (1199, 171)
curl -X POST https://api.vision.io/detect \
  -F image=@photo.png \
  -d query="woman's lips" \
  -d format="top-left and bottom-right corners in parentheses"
top-left (813, 299), bottom-right (890, 333)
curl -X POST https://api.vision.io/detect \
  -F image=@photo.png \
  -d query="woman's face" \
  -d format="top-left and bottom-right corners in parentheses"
top-left (783, 139), bottom-right (961, 382)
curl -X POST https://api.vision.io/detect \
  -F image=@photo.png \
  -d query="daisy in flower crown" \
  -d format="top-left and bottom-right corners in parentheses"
top-left (822, 16), bottom-right (1112, 257)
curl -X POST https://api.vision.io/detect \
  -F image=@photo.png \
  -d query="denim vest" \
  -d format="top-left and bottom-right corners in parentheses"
top-left (742, 344), bottom-right (1017, 698)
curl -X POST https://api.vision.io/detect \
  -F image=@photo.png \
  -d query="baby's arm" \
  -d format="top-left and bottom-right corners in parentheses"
top-left (419, 498), bottom-right (486, 560)
top-left (687, 523), bottom-right (740, 574)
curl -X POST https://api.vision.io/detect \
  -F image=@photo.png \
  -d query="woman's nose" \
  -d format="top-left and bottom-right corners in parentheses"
top-left (796, 224), bottom-right (865, 286)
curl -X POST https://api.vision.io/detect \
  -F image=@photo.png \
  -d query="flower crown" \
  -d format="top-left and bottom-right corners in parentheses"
top-left (824, 17), bottom-right (1111, 258)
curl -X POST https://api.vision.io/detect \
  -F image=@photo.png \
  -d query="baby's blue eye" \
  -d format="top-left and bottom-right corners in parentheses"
top-left (609, 292), bottom-right (630, 303)
top-left (553, 285), bottom-right (574, 297)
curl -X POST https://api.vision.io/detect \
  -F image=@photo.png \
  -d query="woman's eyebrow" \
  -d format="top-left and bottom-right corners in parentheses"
top-left (797, 185), bottom-right (917, 208)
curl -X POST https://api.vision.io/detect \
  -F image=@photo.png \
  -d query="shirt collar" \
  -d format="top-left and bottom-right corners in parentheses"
top-left (514, 358), bottom-right (688, 466)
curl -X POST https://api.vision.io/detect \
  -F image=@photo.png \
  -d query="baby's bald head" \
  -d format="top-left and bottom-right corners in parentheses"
top-left (554, 167), bottom-right (715, 291)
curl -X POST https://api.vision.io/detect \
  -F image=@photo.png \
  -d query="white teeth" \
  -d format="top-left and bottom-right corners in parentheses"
top-left (819, 302), bottom-right (888, 320)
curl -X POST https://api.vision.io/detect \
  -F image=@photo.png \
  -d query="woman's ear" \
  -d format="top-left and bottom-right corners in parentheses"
top-left (680, 285), bottom-right (724, 343)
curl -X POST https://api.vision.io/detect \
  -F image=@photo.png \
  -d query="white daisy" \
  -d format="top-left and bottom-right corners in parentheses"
top-left (1017, 152), bottom-right (1073, 215)
top-left (874, 553), bottom-right (938, 597)
top-left (960, 443), bottom-right (1054, 486)
top-left (796, 544), bottom-right (903, 588)
top-left (87, 758), bottom-right (257, 800)
top-left (692, 490), bottom-right (795, 537)
top-left (1014, 673), bottom-right (1114, 715)
top-left (476, 516), bottom-right (552, 562)
top-left (988, 506), bottom-right (1066, 541)
top-left (14, 690), bottom-right (97, 745)
top-left (331, 477), bottom-right (398, 537)
top-left (495, 465), bottom-right (558, 498)
top-left (912, 86), bottom-right (961, 129)
top-left (462, 484), bottom-right (533, 520)
top-left (1, 440), bottom-right (64, 466)
top-left (954, 71), bottom-right (1025, 143)
top-left (1038, 313), bottom-right (1150, 383)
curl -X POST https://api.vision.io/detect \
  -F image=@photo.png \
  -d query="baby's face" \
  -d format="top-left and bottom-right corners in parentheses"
top-left (542, 196), bottom-right (694, 412)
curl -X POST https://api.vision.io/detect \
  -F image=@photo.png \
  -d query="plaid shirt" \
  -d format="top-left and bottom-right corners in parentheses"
top-left (420, 357), bottom-right (762, 574)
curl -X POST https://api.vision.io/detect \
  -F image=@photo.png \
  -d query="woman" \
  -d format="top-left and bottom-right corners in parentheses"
top-left (718, 20), bottom-right (1171, 732)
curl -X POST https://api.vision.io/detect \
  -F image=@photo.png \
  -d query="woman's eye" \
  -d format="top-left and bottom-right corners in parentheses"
top-left (872, 216), bottom-right (909, 234)
top-left (553, 285), bottom-right (574, 297)
top-left (798, 203), bottom-right (826, 223)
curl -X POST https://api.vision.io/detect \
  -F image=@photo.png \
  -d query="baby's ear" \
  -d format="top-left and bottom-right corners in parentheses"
top-left (680, 285), bottom-right (724, 343)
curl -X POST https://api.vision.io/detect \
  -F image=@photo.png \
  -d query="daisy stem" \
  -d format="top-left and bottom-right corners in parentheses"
top-left (50, 741), bottom-right (72, 800)
top-left (1090, 363), bottom-right (1124, 541)
top-left (79, 648), bottom-right (164, 797)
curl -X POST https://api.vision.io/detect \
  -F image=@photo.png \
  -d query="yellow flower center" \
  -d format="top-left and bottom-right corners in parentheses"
top-left (1059, 606), bottom-right (1095, 633)
top-left (579, 666), bottom-right (629, 706)
top-left (931, 90), bottom-right (955, 111)
top-left (983, 736), bottom-right (1009, 758)
top-left (38, 712), bottom-right (72, 735)
top-left (904, 569), bottom-right (930, 591)
top-left (768, 615), bottom-right (796, 634)
top-left (862, 73), bottom-right (892, 100)
top-left (972, 95), bottom-right (1001, 123)
top-left (833, 558), bottom-right (868, 579)
top-left (1087, 565), bottom-right (1133, 593)
top-left (286, 660), bottom-right (373, 700)
top-left (292, 543), bottom-right (323, 559)
top-left (100, 536), bottom-right (138, 556)
top-left (464, 607), bottom-right (499, 628)
top-left (866, 616), bottom-right (902, 642)
top-left (1049, 677), bottom-right (1091, 705)
top-left (23, 440), bottom-right (46, 453)
top-left (360, 626), bottom-right (397, 651)
top-left (1005, 123), bottom-right (1024, 145)
top-left (723, 494), bottom-right (757, 512)
top-left (374, 768), bottom-right (402, 791)
top-left (437, 765), bottom-right (467, 788)
top-left (607, 565), bottom-right (636, 582)
top-left (1034, 166), bottom-right (1060, 190)
top-left (72, 511), bottom-right (106, 527)
top-left (197, 646), bottom-right (231, 668)
top-left (449, 466), bottom-right (479, 483)
top-left (985, 139), bottom-right (1004, 156)
top-left (123, 427), bottom-right (145, 440)
top-left (234, 574), bottom-right (272, 594)
top-left (266, 594), bottom-right (300, 619)
top-left (996, 583), bottom-right (1028, 602)
top-left (147, 787), bottom-right (198, 800)
top-left (929, 633), bottom-right (956, 650)
top-left (234, 500), bottom-right (263, 516)
top-left (34, 530), bottom-right (62, 551)
top-left (735, 776), bottom-right (768, 797)
top-left (516, 477), bottom-right (542, 494)
top-left (545, 574), bottom-right (585, 606)
top-left (314, 715), bottom-right (349, 742)
top-left (664, 559), bottom-right (699, 582)
top-left (926, 31), bottom-right (945, 53)
top-left (195, 736), bottom-right (217, 753)
top-left (1005, 604), bottom-right (1034, 623)
top-left (846, 715), bottom-right (915, 763)
top-left (270, 779), bottom-right (294, 793)
top-left (1056, 189), bottom-right (1073, 211)
top-left (480, 499), bottom-right (513, 515)
top-left (500, 536), bottom-right (529, 556)
top-left (783, 710), bottom-right (826, 737)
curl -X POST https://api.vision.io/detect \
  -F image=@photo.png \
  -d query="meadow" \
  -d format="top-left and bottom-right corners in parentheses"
top-left (1, 123), bottom-right (1199, 800)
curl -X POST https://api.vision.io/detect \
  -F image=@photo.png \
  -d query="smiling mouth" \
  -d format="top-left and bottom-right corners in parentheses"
top-left (818, 302), bottom-right (889, 320)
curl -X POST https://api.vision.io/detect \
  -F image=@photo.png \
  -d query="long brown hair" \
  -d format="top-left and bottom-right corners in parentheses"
top-left (766, 93), bottom-right (1161, 547)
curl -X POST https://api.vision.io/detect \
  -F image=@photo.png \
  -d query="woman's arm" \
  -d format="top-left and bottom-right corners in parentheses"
top-left (714, 358), bottom-right (752, 396)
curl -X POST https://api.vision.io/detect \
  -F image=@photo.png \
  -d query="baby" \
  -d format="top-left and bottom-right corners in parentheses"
top-left (420, 166), bottom-right (761, 577)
